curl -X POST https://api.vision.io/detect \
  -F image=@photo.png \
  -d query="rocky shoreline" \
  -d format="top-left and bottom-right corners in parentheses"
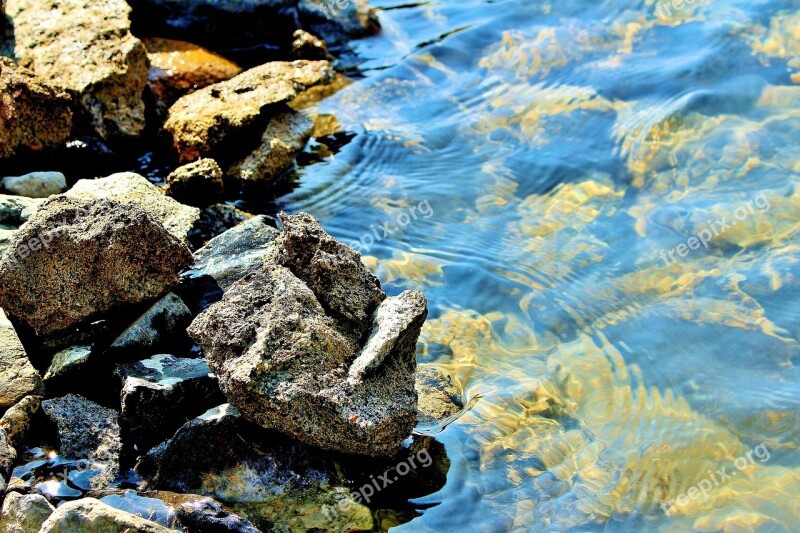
top-left (0, 1), bottom-right (461, 531)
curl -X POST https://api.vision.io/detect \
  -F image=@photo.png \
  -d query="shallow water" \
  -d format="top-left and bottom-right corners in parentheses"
top-left (273, 0), bottom-right (800, 530)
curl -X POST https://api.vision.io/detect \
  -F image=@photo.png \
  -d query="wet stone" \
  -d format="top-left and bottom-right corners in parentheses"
top-left (38, 498), bottom-right (170, 533)
top-left (0, 308), bottom-right (44, 410)
top-left (107, 293), bottom-right (193, 360)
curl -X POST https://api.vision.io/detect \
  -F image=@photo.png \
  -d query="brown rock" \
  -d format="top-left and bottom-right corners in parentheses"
top-left (0, 309), bottom-right (44, 410)
top-left (165, 158), bottom-right (224, 206)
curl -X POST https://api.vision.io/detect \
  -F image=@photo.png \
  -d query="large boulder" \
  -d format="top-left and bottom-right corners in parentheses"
top-left (38, 498), bottom-right (170, 533)
top-left (4, 0), bottom-right (148, 139)
top-left (0, 58), bottom-right (73, 159)
top-left (188, 213), bottom-right (427, 456)
top-left (0, 196), bottom-right (193, 336)
top-left (0, 491), bottom-right (55, 533)
top-left (0, 308), bottom-right (44, 409)
top-left (164, 60), bottom-right (334, 162)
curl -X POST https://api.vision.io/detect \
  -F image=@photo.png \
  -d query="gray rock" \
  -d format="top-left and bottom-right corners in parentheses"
top-left (0, 430), bottom-right (16, 481)
top-left (0, 58), bottom-right (73, 160)
top-left (192, 203), bottom-right (252, 244)
top-left (38, 498), bottom-right (170, 533)
top-left (0, 395), bottom-right (41, 448)
top-left (297, 0), bottom-right (381, 43)
top-left (227, 109), bottom-right (315, 188)
top-left (5, 0), bottom-right (148, 139)
top-left (177, 498), bottom-right (259, 533)
top-left (180, 215), bottom-right (279, 311)
top-left (117, 354), bottom-right (224, 453)
top-left (0, 491), bottom-right (55, 533)
top-left (66, 173), bottom-right (201, 244)
top-left (164, 60), bottom-right (335, 162)
top-left (44, 345), bottom-right (93, 382)
top-left (0, 196), bottom-right (193, 336)
top-left (415, 366), bottom-right (463, 427)
top-left (41, 395), bottom-right (121, 488)
top-left (188, 212), bottom-right (426, 456)
top-left (0, 195), bottom-right (43, 226)
top-left (165, 158), bottom-right (224, 207)
top-left (108, 293), bottom-right (192, 359)
top-left (0, 308), bottom-right (44, 410)
top-left (1, 172), bottom-right (67, 199)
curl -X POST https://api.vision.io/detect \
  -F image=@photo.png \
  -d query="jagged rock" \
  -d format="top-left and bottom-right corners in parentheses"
top-left (108, 293), bottom-right (193, 359)
top-left (4, 0), bottom-right (148, 139)
top-left (44, 346), bottom-right (93, 382)
top-left (144, 38), bottom-right (242, 113)
top-left (227, 109), bottom-right (315, 187)
top-left (177, 498), bottom-right (260, 533)
top-left (0, 194), bottom-right (42, 226)
top-left (180, 215), bottom-right (278, 312)
top-left (291, 29), bottom-right (329, 60)
top-left (42, 395), bottom-right (121, 489)
top-left (188, 213), bottom-right (427, 456)
top-left (38, 498), bottom-right (170, 533)
top-left (164, 60), bottom-right (334, 162)
top-left (0, 58), bottom-right (73, 160)
top-left (415, 366), bottom-right (463, 426)
top-left (66, 172), bottom-right (201, 244)
top-left (117, 354), bottom-right (224, 452)
top-left (0, 309), bottom-right (44, 409)
top-left (0, 491), bottom-right (55, 533)
top-left (1, 172), bottom-right (66, 199)
top-left (0, 196), bottom-right (193, 336)
top-left (0, 395), bottom-right (41, 448)
top-left (191, 203), bottom-right (252, 245)
top-left (166, 159), bottom-right (224, 206)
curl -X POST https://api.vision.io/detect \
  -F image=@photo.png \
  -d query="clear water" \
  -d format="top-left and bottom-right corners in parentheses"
top-left (276, 0), bottom-right (800, 530)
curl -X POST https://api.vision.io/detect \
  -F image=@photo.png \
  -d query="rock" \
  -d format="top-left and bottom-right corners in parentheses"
top-left (166, 159), bottom-right (224, 207)
top-left (297, 0), bottom-right (381, 44)
top-left (164, 60), bottom-right (335, 162)
top-left (38, 498), bottom-right (170, 533)
top-left (4, 0), bottom-right (148, 139)
top-left (144, 38), bottom-right (242, 113)
top-left (0, 491), bottom-right (55, 533)
top-left (0, 308), bottom-right (44, 410)
top-left (0, 196), bottom-right (193, 336)
top-left (66, 172), bottom-right (201, 244)
top-left (180, 215), bottom-right (278, 312)
top-left (108, 293), bottom-right (193, 359)
top-left (41, 395), bottom-right (121, 488)
top-left (188, 212), bottom-right (427, 456)
top-left (0, 395), bottom-right (41, 448)
top-left (415, 366), bottom-right (463, 426)
top-left (177, 498), bottom-right (259, 533)
top-left (117, 354), bottom-right (224, 452)
top-left (190, 203), bottom-right (252, 245)
top-left (291, 29), bottom-right (329, 60)
top-left (0, 194), bottom-right (43, 226)
top-left (44, 345), bottom-right (93, 382)
top-left (98, 491), bottom-right (180, 529)
top-left (1, 172), bottom-right (66, 199)
top-left (0, 430), bottom-right (16, 480)
top-left (0, 58), bottom-right (73, 159)
top-left (227, 109), bottom-right (315, 187)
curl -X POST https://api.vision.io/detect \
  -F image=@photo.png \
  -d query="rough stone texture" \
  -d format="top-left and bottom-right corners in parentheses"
top-left (41, 395), bottom-right (121, 488)
top-left (297, 0), bottom-right (381, 43)
top-left (188, 213), bottom-right (427, 456)
top-left (0, 491), bottom-right (55, 533)
top-left (0, 395), bottom-right (41, 448)
top-left (0, 308), bottom-right (44, 409)
top-left (166, 158), bottom-right (224, 206)
top-left (0, 430), bottom-right (16, 480)
top-left (1, 172), bottom-right (66, 198)
top-left (117, 354), bottom-right (224, 453)
top-left (164, 60), bottom-right (334, 162)
top-left (177, 498), bottom-right (260, 533)
top-left (415, 366), bottom-right (463, 426)
top-left (0, 197), bottom-right (193, 336)
top-left (38, 498), bottom-right (170, 533)
top-left (291, 29), bottom-right (329, 60)
top-left (108, 293), bottom-right (193, 359)
top-left (44, 345), bottom-right (93, 381)
top-left (191, 203), bottom-right (252, 244)
top-left (180, 215), bottom-right (278, 311)
top-left (66, 172), bottom-right (201, 244)
top-left (0, 58), bottom-right (73, 159)
top-left (0, 194), bottom-right (42, 226)
top-left (4, 0), bottom-right (148, 139)
top-left (227, 109), bottom-right (315, 187)
top-left (144, 37), bottom-right (242, 112)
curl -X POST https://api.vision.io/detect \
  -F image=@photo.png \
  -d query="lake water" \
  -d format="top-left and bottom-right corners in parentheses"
top-left (276, 0), bottom-right (800, 530)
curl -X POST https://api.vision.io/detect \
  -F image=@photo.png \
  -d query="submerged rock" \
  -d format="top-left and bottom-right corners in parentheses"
top-left (4, 0), bottom-right (148, 139)
top-left (0, 491), bottom-right (55, 533)
top-left (1, 172), bottom-right (67, 199)
top-left (0, 308), bottom-right (44, 409)
top-left (0, 58), bottom-right (73, 159)
top-left (38, 498), bottom-right (170, 533)
top-left (117, 354), bottom-right (224, 453)
top-left (164, 60), bottom-right (334, 162)
top-left (188, 212), bottom-right (427, 456)
top-left (66, 172), bottom-right (201, 244)
top-left (176, 498), bottom-right (260, 533)
top-left (108, 293), bottom-right (193, 359)
top-left (227, 109), bottom-right (315, 187)
top-left (166, 158), bottom-right (224, 207)
top-left (0, 197), bottom-right (193, 336)
top-left (415, 366), bottom-right (463, 426)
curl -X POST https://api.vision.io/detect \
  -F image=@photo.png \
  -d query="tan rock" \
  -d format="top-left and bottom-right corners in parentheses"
top-left (0, 309), bottom-right (44, 410)
top-left (38, 498), bottom-right (170, 533)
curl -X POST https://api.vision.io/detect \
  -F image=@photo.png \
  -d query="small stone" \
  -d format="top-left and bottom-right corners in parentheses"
top-left (108, 293), bottom-right (193, 359)
top-left (44, 345), bottom-right (93, 382)
top-left (0, 308), bottom-right (44, 410)
top-left (38, 498), bottom-right (170, 533)
top-left (0, 395), bottom-right (42, 448)
top-left (291, 29), bottom-right (329, 60)
top-left (0, 194), bottom-right (43, 226)
top-left (1, 172), bottom-right (66, 199)
top-left (177, 498), bottom-right (260, 533)
top-left (166, 159), bottom-right (224, 206)
top-left (415, 366), bottom-right (463, 426)
top-left (0, 491), bottom-right (55, 533)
